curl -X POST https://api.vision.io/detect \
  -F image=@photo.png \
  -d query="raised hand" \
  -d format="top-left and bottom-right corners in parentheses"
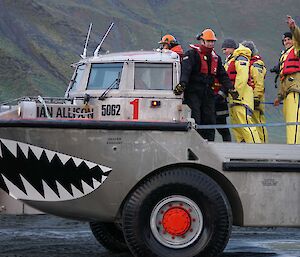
top-left (286, 15), bottom-right (296, 30)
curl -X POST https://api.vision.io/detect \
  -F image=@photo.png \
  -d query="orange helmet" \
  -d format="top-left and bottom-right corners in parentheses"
top-left (158, 34), bottom-right (177, 45)
top-left (197, 29), bottom-right (217, 41)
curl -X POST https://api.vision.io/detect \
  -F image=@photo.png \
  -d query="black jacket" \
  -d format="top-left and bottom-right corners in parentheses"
top-left (180, 48), bottom-right (233, 95)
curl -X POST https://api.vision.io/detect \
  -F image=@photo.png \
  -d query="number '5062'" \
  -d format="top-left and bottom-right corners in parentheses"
top-left (101, 104), bottom-right (121, 116)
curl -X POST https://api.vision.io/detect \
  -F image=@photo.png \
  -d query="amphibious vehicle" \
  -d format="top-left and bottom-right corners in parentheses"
top-left (0, 24), bottom-right (299, 257)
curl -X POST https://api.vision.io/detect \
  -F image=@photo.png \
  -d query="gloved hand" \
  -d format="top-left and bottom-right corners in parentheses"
top-left (215, 93), bottom-right (225, 103)
top-left (215, 91), bottom-right (226, 103)
top-left (270, 65), bottom-right (279, 74)
top-left (254, 97), bottom-right (260, 109)
top-left (228, 89), bottom-right (239, 100)
top-left (174, 83), bottom-right (185, 95)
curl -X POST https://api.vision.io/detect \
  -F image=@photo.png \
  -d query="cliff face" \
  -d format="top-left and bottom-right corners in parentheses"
top-left (0, 0), bottom-right (299, 101)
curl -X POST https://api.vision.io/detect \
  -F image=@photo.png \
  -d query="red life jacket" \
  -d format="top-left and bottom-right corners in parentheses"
top-left (248, 55), bottom-right (264, 89)
top-left (226, 57), bottom-right (237, 84)
top-left (281, 47), bottom-right (300, 75)
top-left (227, 55), bottom-right (254, 89)
top-left (171, 45), bottom-right (184, 59)
top-left (189, 44), bottom-right (218, 75)
top-left (250, 55), bottom-right (262, 65)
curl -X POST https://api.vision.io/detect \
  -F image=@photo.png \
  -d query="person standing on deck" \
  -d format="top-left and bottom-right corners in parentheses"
top-left (274, 16), bottom-right (300, 144)
top-left (158, 34), bottom-right (184, 59)
top-left (174, 29), bottom-right (236, 141)
top-left (241, 40), bottom-right (268, 143)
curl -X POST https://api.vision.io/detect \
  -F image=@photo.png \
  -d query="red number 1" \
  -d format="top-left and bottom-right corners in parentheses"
top-left (130, 99), bottom-right (139, 120)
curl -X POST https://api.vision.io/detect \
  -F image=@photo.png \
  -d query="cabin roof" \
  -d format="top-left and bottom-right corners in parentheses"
top-left (80, 50), bottom-right (180, 64)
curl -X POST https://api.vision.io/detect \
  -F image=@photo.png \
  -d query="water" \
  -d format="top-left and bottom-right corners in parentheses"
top-left (0, 215), bottom-right (299, 257)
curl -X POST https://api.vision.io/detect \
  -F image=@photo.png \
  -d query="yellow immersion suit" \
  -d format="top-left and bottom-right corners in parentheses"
top-left (224, 44), bottom-right (261, 143)
top-left (278, 25), bottom-right (300, 144)
top-left (251, 56), bottom-right (268, 143)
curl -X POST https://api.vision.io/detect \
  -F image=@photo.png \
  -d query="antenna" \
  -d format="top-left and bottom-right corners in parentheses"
top-left (94, 22), bottom-right (114, 57)
top-left (81, 23), bottom-right (93, 59)
top-left (159, 30), bottom-right (163, 50)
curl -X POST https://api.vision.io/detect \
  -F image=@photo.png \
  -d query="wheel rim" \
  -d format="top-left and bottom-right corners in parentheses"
top-left (150, 195), bottom-right (203, 249)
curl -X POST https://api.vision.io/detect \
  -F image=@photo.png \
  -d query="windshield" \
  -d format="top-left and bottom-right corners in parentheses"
top-left (134, 63), bottom-right (173, 90)
top-left (87, 63), bottom-right (123, 90)
top-left (69, 64), bottom-right (86, 93)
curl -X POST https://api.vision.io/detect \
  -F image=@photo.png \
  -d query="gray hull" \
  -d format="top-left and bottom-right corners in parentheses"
top-left (0, 119), bottom-right (299, 227)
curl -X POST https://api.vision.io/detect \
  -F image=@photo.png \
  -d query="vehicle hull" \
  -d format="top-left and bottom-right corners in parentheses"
top-left (0, 119), bottom-right (299, 227)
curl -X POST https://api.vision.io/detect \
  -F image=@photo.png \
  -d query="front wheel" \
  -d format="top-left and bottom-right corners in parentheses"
top-left (89, 221), bottom-right (128, 253)
top-left (122, 167), bottom-right (232, 257)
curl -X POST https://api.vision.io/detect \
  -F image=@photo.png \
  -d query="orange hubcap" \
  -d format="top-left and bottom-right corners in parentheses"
top-left (162, 207), bottom-right (191, 236)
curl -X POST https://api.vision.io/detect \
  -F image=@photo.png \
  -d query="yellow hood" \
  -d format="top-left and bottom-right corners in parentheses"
top-left (233, 44), bottom-right (252, 60)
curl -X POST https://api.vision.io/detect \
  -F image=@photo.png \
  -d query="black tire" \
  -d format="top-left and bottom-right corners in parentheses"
top-left (89, 221), bottom-right (128, 253)
top-left (122, 167), bottom-right (232, 257)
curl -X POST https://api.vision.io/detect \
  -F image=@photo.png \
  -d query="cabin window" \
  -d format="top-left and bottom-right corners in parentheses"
top-left (134, 63), bottom-right (173, 90)
top-left (87, 63), bottom-right (123, 90)
top-left (69, 64), bottom-right (86, 92)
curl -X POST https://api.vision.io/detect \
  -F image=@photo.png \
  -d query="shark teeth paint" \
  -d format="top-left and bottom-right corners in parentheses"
top-left (0, 138), bottom-right (111, 201)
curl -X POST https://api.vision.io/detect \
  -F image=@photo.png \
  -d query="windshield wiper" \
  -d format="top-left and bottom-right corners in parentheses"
top-left (98, 72), bottom-right (121, 101)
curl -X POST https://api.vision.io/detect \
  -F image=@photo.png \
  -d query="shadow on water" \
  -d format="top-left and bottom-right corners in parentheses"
top-left (86, 252), bottom-right (279, 257)
top-left (222, 253), bottom-right (277, 257)
top-left (102, 250), bottom-right (282, 257)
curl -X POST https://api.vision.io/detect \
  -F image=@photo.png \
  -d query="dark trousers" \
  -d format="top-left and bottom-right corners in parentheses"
top-left (185, 90), bottom-right (216, 141)
top-left (216, 115), bottom-right (231, 142)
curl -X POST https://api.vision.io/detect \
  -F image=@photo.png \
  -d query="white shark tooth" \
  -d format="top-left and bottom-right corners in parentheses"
top-left (56, 181), bottom-right (73, 200)
top-left (72, 157), bottom-right (83, 167)
top-left (45, 149), bottom-right (56, 163)
top-left (20, 175), bottom-right (44, 200)
top-left (42, 180), bottom-right (59, 200)
top-left (29, 145), bottom-right (43, 160)
top-left (81, 180), bottom-right (94, 194)
top-left (92, 178), bottom-right (101, 189)
top-left (71, 184), bottom-right (84, 198)
top-left (101, 175), bottom-right (109, 184)
top-left (1, 174), bottom-right (28, 200)
top-left (56, 152), bottom-right (71, 165)
top-left (84, 160), bottom-right (97, 169)
top-left (98, 165), bottom-right (112, 173)
top-left (1, 139), bottom-right (17, 157)
top-left (18, 142), bottom-right (29, 158)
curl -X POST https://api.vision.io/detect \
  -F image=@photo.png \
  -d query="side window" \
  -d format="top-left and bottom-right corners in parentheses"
top-left (87, 63), bottom-right (123, 90)
top-left (69, 64), bottom-right (86, 93)
top-left (134, 63), bottom-right (173, 90)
